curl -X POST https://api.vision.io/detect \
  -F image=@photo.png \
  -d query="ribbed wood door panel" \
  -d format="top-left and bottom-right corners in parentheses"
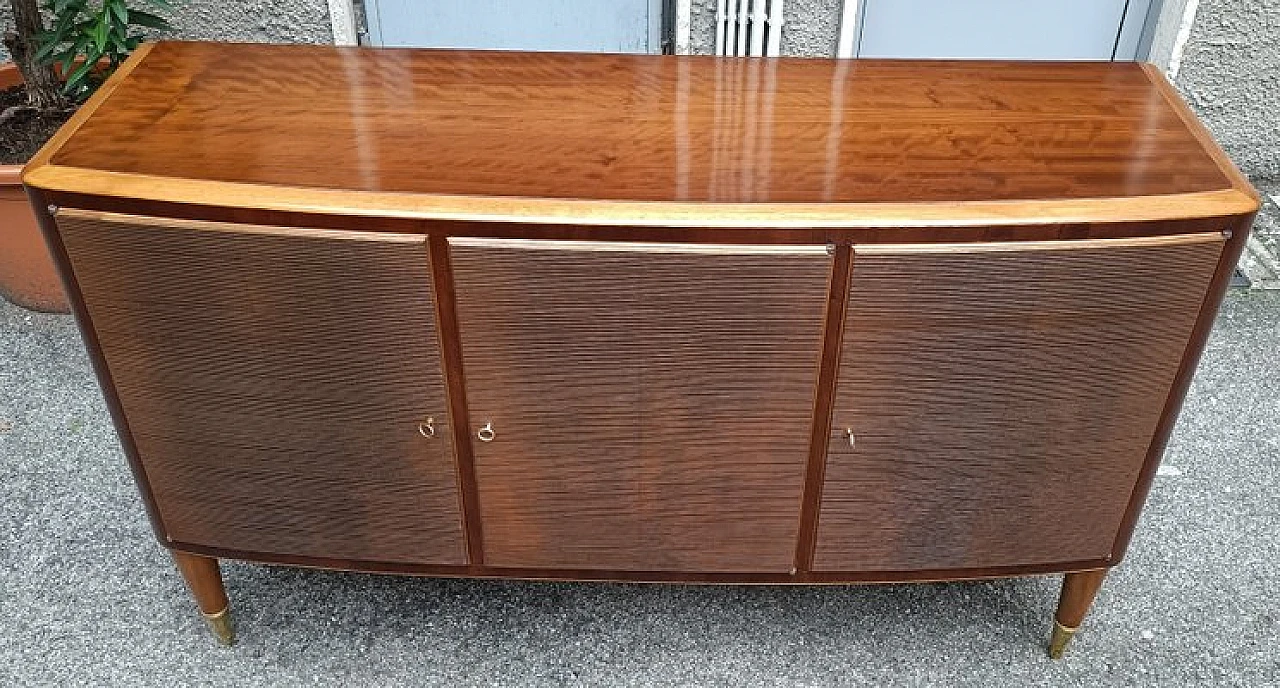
top-left (815, 234), bottom-right (1225, 572)
top-left (450, 239), bottom-right (831, 572)
top-left (57, 211), bottom-right (466, 565)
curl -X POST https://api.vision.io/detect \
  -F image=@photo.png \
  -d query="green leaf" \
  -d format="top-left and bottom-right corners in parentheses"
top-left (129, 9), bottom-right (171, 30)
top-left (34, 38), bottom-right (63, 63)
top-left (36, 0), bottom-right (156, 97)
top-left (64, 59), bottom-right (95, 93)
top-left (92, 13), bottom-right (110, 51)
top-left (54, 13), bottom-right (77, 34)
top-left (66, 36), bottom-right (92, 69)
top-left (59, 51), bottom-right (77, 80)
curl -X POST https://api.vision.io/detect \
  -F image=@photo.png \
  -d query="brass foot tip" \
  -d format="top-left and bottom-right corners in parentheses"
top-left (202, 607), bottom-right (236, 646)
top-left (1047, 621), bottom-right (1077, 659)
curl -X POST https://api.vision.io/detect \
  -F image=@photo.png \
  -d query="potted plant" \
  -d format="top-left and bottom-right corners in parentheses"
top-left (1, 0), bottom-right (169, 311)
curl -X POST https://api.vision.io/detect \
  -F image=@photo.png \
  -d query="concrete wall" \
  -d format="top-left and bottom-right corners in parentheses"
top-left (687, 0), bottom-right (840, 55)
top-left (0, 0), bottom-right (334, 62)
top-left (779, 0), bottom-right (841, 56)
top-left (1172, 0), bottom-right (1280, 181)
top-left (688, 1), bottom-right (716, 54)
top-left (1, 4), bottom-right (13, 61)
top-left (1146, 0), bottom-right (1193, 71)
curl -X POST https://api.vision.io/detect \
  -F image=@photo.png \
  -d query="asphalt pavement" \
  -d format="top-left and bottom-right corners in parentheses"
top-left (2, 291), bottom-right (1277, 687)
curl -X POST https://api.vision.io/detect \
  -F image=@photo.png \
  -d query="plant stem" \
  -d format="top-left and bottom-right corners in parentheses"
top-left (4, 0), bottom-right (70, 110)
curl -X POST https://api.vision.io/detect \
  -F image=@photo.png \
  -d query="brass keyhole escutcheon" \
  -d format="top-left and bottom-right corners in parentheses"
top-left (417, 417), bottom-right (436, 439)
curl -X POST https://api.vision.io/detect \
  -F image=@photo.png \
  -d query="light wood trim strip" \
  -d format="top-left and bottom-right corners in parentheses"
top-left (55, 208), bottom-right (426, 243)
top-left (23, 43), bottom-right (156, 173)
top-left (1141, 63), bottom-right (1259, 203)
top-left (854, 232), bottom-right (1226, 255)
top-left (448, 237), bottom-right (829, 254)
top-left (23, 165), bottom-right (1259, 229)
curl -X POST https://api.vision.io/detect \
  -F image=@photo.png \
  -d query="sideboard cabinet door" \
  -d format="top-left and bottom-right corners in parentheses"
top-left (56, 211), bottom-right (466, 565)
top-left (450, 239), bottom-right (831, 572)
top-left (814, 233), bottom-right (1226, 572)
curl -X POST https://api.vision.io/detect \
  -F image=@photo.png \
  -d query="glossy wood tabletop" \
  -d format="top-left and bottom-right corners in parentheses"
top-left (25, 41), bottom-right (1256, 226)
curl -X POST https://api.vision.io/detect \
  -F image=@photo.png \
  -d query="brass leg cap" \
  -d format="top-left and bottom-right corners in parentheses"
top-left (202, 607), bottom-right (236, 646)
top-left (1048, 621), bottom-right (1077, 659)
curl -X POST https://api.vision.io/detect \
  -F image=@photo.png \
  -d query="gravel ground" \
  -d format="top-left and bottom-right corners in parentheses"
top-left (1239, 184), bottom-right (1280, 289)
top-left (1, 292), bottom-right (1278, 687)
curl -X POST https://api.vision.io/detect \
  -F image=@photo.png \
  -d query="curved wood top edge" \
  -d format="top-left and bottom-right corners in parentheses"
top-left (22, 42), bottom-right (156, 178)
top-left (1140, 62), bottom-right (1259, 203)
top-left (22, 164), bottom-right (1259, 228)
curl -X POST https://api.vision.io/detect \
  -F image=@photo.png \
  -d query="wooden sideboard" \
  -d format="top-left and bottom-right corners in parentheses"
top-left (23, 42), bottom-right (1257, 657)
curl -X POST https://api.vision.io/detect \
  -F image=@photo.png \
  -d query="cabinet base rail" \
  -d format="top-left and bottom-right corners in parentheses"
top-left (169, 550), bottom-right (1108, 658)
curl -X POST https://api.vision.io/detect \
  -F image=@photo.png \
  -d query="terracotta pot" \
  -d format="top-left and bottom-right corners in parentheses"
top-left (0, 62), bottom-right (69, 313)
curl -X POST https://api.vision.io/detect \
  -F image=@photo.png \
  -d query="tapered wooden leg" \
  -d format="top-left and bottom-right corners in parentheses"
top-left (172, 551), bottom-right (235, 645)
top-left (1048, 568), bottom-right (1108, 658)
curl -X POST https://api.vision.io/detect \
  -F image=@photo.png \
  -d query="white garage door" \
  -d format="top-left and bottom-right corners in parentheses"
top-left (365, 0), bottom-right (664, 53)
top-left (855, 0), bottom-right (1155, 60)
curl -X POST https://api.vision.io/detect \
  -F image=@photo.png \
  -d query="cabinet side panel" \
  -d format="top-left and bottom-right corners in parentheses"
top-left (57, 212), bottom-right (466, 565)
top-left (452, 241), bottom-right (830, 572)
top-left (815, 235), bottom-right (1223, 571)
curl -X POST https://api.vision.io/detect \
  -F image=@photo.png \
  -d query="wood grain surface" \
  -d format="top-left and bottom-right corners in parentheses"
top-left (171, 551), bottom-right (229, 614)
top-left (1055, 569), bottom-right (1109, 628)
top-left (814, 233), bottom-right (1224, 571)
top-left (449, 239), bottom-right (830, 572)
top-left (23, 42), bottom-right (1257, 227)
top-left (56, 210), bottom-right (466, 565)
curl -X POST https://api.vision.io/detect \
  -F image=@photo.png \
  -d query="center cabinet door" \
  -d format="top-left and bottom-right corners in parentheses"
top-left (449, 239), bottom-right (832, 572)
